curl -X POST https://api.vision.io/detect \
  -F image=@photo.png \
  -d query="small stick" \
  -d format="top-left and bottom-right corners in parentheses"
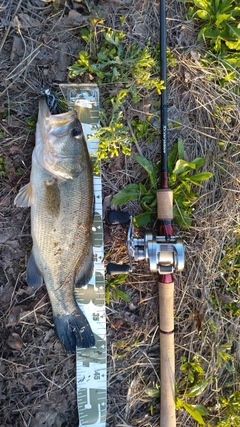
top-left (0, 0), bottom-right (23, 54)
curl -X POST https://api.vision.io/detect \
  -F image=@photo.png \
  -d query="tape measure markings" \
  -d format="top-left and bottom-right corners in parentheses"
top-left (60, 84), bottom-right (107, 427)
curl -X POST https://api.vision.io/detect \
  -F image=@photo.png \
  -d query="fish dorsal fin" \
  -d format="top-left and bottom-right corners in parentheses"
top-left (14, 183), bottom-right (33, 207)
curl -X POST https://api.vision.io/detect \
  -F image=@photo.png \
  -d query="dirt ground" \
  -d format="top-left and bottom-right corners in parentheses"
top-left (0, 1), bottom-right (239, 427)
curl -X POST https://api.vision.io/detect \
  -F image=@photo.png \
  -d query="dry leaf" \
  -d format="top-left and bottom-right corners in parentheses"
top-left (10, 36), bottom-right (23, 61)
top-left (217, 292), bottom-right (235, 304)
top-left (6, 306), bottom-right (22, 326)
top-left (17, 13), bottom-right (42, 28)
top-left (19, 374), bottom-right (39, 392)
top-left (0, 283), bottom-right (14, 305)
top-left (66, 10), bottom-right (90, 25)
top-left (191, 50), bottom-right (201, 61)
top-left (111, 318), bottom-right (124, 329)
top-left (7, 333), bottom-right (24, 350)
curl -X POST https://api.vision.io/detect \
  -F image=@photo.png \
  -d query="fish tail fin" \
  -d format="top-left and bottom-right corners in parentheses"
top-left (53, 307), bottom-right (95, 353)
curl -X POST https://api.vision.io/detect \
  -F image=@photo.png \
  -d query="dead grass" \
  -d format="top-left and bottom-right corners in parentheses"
top-left (0, 0), bottom-right (239, 426)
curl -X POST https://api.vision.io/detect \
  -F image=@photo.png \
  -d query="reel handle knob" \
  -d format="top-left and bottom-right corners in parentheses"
top-left (108, 211), bottom-right (130, 224)
top-left (106, 263), bottom-right (130, 275)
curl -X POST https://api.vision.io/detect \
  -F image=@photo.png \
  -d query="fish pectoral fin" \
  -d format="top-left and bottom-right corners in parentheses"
top-left (14, 183), bottom-right (33, 207)
top-left (26, 252), bottom-right (44, 287)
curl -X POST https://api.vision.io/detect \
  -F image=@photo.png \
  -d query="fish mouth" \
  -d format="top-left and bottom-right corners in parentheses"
top-left (38, 98), bottom-right (77, 123)
top-left (38, 98), bottom-right (79, 137)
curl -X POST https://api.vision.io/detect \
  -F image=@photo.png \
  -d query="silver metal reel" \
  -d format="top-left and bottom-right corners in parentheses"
top-left (127, 217), bottom-right (185, 274)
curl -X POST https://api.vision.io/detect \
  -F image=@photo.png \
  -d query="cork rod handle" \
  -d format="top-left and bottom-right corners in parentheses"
top-left (159, 282), bottom-right (176, 427)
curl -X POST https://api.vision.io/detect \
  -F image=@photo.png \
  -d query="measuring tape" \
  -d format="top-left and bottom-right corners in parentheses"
top-left (60, 84), bottom-right (106, 427)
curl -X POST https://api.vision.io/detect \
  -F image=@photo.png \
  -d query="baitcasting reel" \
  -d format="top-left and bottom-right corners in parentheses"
top-left (107, 213), bottom-right (185, 275)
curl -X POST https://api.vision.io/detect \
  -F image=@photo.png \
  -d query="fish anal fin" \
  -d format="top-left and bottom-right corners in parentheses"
top-left (75, 246), bottom-right (93, 288)
top-left (14, 183), bottom-right (33, 207)
top-left (26, 252), bottom-right (43, 287)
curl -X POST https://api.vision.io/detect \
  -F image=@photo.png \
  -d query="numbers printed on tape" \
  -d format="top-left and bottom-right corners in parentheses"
top-left (60, 84), bottom-right (106, 427)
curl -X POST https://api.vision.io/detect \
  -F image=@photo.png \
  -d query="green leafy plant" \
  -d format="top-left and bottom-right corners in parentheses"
top-left (69, 22), bottom-right (164, 170)
top-left (217, 343), bottom-right (234, 367)
top-left (145, 384), bottom-right (161, 416)
top-left (145, 360), bottom-right (209, 425)
top-left (25, 114), bottom-right (37, 134)
top-left (111, 139), bottom-right (212, 227)
top-left (179, 355), bottom-right (208, 392)
top-left (69, 25), bottom-right (164, 95)
top-left (131, 117), bottom-right (157, 142)
top-left (176, 398), bottom-right (208, 425)
top-left (186, 0), bottom-right (240, 67)
top-left (111, 154), bottom-right (158, 227)
top-left (213, 226), bottom-right (240, 316)
top-left (168, 139), bottom-right (212, 227)
top-left (90, 90), bottom-right (132, 173)
top-left (219, 227), bottom-right (240, 290)
top-left (213, 391), bottom-right (240, 427)
top-left (105, 274), bottom-right (130, 304)
top-left (176, 355), bottom-right (209, 425)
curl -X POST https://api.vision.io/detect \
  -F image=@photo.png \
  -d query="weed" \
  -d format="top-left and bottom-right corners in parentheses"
top-left (111, 139), bottom-right (212, 227)
top-left (69, 25), bottom-right (163, 94)
top-left (145, 355), bottom-right (209, 425)
top-left (16, 167), bottom-right (24, 176)
top-left (90, 90), bottom-right (132, 173)
top-left (0, 109), bottom-right (8, 121)
top-left (25, 114), bottom-right (37, 134)
top-left (213, 226), bottom-right (240, 316)
top-left (179, 355), bottom-right (207, 391)
top-left (217, 342), bottom-right (234, 368)
top-left (185, 0), bottom-right (240, 68)
top-left (105, 274), bottom-right (130, 304)
top-left (176, 355), bottom-right (209, 425)
top-left (168, 139), bottom-right (212, 227)
top-left (69, 22), bottom-right (164, 170)
top-left (219, 227), bottom-right (240, 290)
top-left (131, 117), bottom-right (157, 142)
top-left (145, 384), bottom-right (161, 416)
top-left (214, 391), bottom-right (240, 427)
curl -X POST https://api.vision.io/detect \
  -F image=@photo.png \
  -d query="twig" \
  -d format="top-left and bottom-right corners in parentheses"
top-left (126, 118), bottom-right (144, 157)
top-left (0, 0), bottom-right (23, 54)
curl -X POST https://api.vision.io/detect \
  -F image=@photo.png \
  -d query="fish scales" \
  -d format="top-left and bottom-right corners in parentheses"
top-left (15, 99), bottom-right (95, 353)
top-left (31, 158), bottom-right (92, 312)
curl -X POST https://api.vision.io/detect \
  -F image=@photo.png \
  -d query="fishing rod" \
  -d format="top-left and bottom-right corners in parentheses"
top-left (107, 2), bottom-right (184, 425)
top-left (158, 0), bottom-right (179, 425)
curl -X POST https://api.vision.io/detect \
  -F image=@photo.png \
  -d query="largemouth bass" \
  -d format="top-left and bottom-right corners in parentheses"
top-left (15, 99), bottom-right (95, 353)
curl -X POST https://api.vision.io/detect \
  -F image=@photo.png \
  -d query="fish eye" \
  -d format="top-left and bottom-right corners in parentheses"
top-left (72, 128), bottom-right (82, 137)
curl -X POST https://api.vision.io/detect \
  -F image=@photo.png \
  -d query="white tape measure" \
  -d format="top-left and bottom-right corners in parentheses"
top-left (60, 84), bottom-right (106, 427)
